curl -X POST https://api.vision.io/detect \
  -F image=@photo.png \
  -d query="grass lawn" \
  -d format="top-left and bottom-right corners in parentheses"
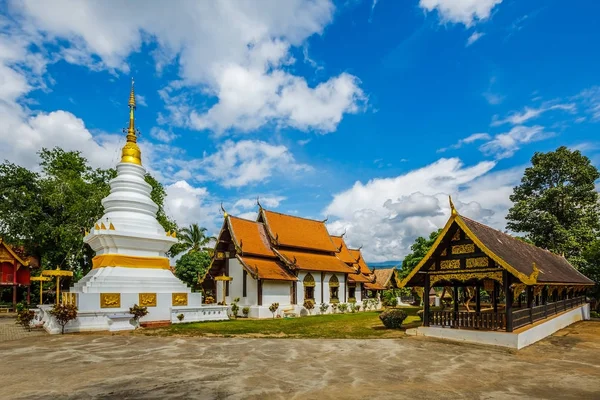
top-left (141, 311), bottom-right (422, 339)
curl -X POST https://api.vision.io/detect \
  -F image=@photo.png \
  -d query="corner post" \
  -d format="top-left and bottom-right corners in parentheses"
top-left (423, 274), bottom-right (430, 327)
top-left (503, 271), bottom-right (513, 332)
top-left (475, 281), bottom-right (481, 314)
top-left (527, 285), bottom-right (533, 324)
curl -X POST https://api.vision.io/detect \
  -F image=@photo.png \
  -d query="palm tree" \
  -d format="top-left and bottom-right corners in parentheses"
top-left (178, 224), bottom-right (215, 254)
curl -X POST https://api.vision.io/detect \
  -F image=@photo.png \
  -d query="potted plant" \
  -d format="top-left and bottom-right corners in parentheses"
top-left (269, 302), bottom-right (279, 319)
top-left (129, 304), bottom-right (149, 328)
top-left (242, 307), bottom-right (250, 318)
top-left (231, 297), bottom-right (240, 319)
top-left (319, 303), bottom-right (328, 314)
top-left (303, 299), bottom-right (315, 315)
top-left (338, 303), bottom-right (348, 313)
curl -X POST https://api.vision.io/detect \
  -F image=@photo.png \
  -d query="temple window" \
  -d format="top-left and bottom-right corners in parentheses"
top-left (329, 275), bottom-right (339, 303)
top-left (348, 283), bottom-right (356, 300)
top-left (303, 273), bottom-right (315, 300)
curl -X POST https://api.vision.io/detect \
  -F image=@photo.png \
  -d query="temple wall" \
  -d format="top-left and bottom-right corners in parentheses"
top-left (323, 273), bottom-right (347, 304)
top-left (262, 281), bottom-right (292, 306)
top-left (225, 258), bottom-right (245, 304)
top-left (297, 271), bottom-right (324, 308)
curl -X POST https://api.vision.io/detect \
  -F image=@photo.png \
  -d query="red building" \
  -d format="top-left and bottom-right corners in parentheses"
top-left (0, 239), bottom-right (37, 309)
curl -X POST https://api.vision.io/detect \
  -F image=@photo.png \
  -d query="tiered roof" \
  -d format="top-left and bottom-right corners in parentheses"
top-left (210, 208), bottom-right (358, 282)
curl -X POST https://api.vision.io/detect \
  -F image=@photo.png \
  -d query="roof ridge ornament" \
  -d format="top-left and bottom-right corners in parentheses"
top-left (220, 202), bottom-right (228, 218)
top-left (120, 78), bottom-right (142, 165)
top-left (341, 229), bottom-right (346, 238)
top-left (449, 195), bottom-right (458, 216)
top-left (256, 196), bottom-right (263, 209)
top-left (321, 216), bottom-right (328, 223)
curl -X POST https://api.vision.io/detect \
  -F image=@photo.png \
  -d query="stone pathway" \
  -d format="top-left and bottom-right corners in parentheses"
top-left (0, 317), bottom-right (46, 343)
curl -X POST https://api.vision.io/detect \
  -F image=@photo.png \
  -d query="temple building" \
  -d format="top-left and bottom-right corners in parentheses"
top-left (400, 198), bottom-right (594, 349)
top-left (207, 206), bottom-right (381, 318)
top-left (0, 239), bottom-right (38, 309)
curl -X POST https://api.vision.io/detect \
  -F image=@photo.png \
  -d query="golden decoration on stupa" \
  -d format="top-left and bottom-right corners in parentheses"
top-left (120, 78), bottom-right (142, 165)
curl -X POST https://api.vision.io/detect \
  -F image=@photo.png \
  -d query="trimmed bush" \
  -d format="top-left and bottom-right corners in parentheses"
top-left (379, 309), bottom-right (408, 329)
top-left (242, 307), bottom-right (250, 317)
top-left (303, 299), bottom-right (315, 315)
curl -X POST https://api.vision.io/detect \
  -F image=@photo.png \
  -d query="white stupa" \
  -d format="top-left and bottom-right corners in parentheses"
top-left (40, 80), bottom-right (227, 334)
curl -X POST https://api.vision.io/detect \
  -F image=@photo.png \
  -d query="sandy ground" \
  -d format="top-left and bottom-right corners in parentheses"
top-left (1, 321), bottom-right (599, 400)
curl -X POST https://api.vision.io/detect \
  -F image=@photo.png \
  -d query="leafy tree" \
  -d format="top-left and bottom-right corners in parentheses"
top-left (0, 147), bottom-right (178, 277)
top-left (507, 146), bottom-right (600, 267)
top-left (145, 174), bottom-right (178, 234)
top-left (582, 240), bottom-right (600, 303)
top-left (399, 229), bottom-right (442, 280)
top-left (174, 251), bottom-right (211, 291)
top-left (172, 223), bottom-right (215, 256)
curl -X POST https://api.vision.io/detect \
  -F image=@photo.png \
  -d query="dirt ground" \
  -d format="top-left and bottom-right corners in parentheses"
top-left (1, 321), bottom-right (599, 400)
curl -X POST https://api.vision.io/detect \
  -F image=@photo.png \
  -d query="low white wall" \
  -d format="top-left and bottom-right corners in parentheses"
top-left (170, 305), bottom-right (228, 323)
top-left (416, 304), bottom-right (590, 350)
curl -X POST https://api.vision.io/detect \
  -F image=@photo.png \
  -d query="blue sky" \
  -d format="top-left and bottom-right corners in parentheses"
top-left (1, 0), bottom-right (599, 261)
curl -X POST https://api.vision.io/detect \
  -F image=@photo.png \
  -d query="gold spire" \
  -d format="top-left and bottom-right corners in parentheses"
top-left (120, 78), bottom-right (142, 165)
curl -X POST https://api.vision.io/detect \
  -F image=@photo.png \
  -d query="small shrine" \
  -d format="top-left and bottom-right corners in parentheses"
top-left (0, 239), bottom-right (38, 310)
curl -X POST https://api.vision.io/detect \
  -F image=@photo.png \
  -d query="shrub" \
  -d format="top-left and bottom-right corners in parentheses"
top-left (231, 297), bottom-right (240, 318)
top-left (49, 303), bottom-right (78, 334)
top-left (16, 308), bottom-right (35, 331)
top-left (362, 299), bottom-right (369, 311)
top-left (319, 303), bottom-right (328, 314)
top-left (417, 309), bottom-right (424, 321)
top-left (242, 307), bottom-right (250, 318)
top-left (349, 303), bottom-right (359, 313)
top-left (591, 311), bottom-right (600, 319)
top-left (204, 296), bottom-right (215, 304)
top-left (129, 304), bottom-right (149, 327)
top-left (303, 299), bottom-right (315, 315)
top-left (338, 303), bottom-right (348, 313)
top-left (177, 313), bottom-right (185, 321)
top-left (379, 309), bottom-right (408, 329)
top-left (269, 302), bottom-right (279, 319)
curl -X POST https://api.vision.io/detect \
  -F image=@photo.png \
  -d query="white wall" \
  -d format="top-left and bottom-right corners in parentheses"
top-left (262, 281), bottom-right (292, 306)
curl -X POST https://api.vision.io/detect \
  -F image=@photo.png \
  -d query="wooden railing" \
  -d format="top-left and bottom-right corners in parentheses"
top-left (512, 296), bottom-right (586, 330)
top-left (430, 310), bottom-right (506, 331)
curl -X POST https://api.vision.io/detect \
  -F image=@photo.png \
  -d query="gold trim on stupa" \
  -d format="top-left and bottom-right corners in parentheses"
top-left (120, 78), bottom-right (142, 165)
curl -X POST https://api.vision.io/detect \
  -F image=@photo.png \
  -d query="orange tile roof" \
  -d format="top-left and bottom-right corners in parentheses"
top-left (228, 216), bottom-right (275, 258)
top-left (331, 236), bottom-right (356, 264)
top-left (276, 250), bottom-right (356, 274)
top-left (348, 249), bottom-right (371, 274)
top-left (348, 273), bottom-right (372, 283)
top-left (237, 256), bottom-right (297, 281)
top-left (364, 281), bottom-right (387, 290)
top-left (373, 268), bottom-right (397, 288)
top-left (261, 209), bottom-right (337, 252)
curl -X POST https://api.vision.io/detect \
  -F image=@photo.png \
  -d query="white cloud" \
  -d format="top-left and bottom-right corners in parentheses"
top-left (234, 196), bottom-right (285, 210)
top-left (199, 140), bottom-right (311, 188)
top-left (135, 94), bottom-right (147, 107)
top-left (479, 125), bottom-right (551, 159)
top-left (491, 103), bottom-right (576, 126)
top-left (466, 31), bottom-right (485, 46)
top-left (576, 86), bottom-right (600, 121)
top-left (437, 132), bottom-right (490, 153)
top-left (149, 127), bottom-right (178, 143)
top-left (163, 180), bottom-right (222, 235)
top-left (13, 0), bottom-right (364, 135)
top-left (419, 0), bottom-right (503, 27)
top-left (324, 157), bottom-right (521, 261)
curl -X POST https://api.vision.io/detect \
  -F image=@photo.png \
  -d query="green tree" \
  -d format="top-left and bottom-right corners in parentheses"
top-left (145, 174), bottom-right (178, 234)
top-left (174, 251), bottom-right (211, 291)
top-left (172, 223), bottom-right (215, 256)
top-left (0, 147), bottom-right (177, 277)
top-left (582, 240), bottom-right (600, 302)
top-left (399, 229), bottom-right (442, 280)
top-left (506, 146), bottom-right (600, 267)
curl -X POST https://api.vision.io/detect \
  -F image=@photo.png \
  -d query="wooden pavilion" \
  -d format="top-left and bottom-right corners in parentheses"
top-left (400, 199), bottom-right (594, 332)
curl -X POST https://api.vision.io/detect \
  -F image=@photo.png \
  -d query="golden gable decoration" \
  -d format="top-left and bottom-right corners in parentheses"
top-left (466, 257), bottom-right (488, 268)
top-left (451, 230), bottom-right (461, 241)
top-left (100, 293), bottom-right (121, 308)
top-left (440, 259), bottom-right (460, 270)
top-left (172, 292), bottom-right (188, 306)
top-left (139, 293), bottom-right (157, 307)
top-left (452, 244), bottom-right (474, 254)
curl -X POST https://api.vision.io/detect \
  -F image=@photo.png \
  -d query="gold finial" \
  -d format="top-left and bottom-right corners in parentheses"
top-left (120, 78), bottom-right (142, 165)
top-left (449, 195), bottom-right (458, 216)
top-left (220, 203), bottom-right (228, 218)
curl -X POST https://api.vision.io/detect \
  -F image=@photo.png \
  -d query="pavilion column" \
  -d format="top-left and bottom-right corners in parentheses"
top-left (542, 286), bottom-right (548, 305)
top-left (12, 285), bottom-right (17, 309)
top-left (504, 271), bottom-right (513, 332)
top-left (453, 283), bottom-right (459, 327)
top-left (526, 286), bottom-right (533, 308)
top-left (492, 281), bottom-right (499, 312)
top-left (475, 281), bottom-right (481, 313)
top-left (423, 273), bottom-right (430, 327)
